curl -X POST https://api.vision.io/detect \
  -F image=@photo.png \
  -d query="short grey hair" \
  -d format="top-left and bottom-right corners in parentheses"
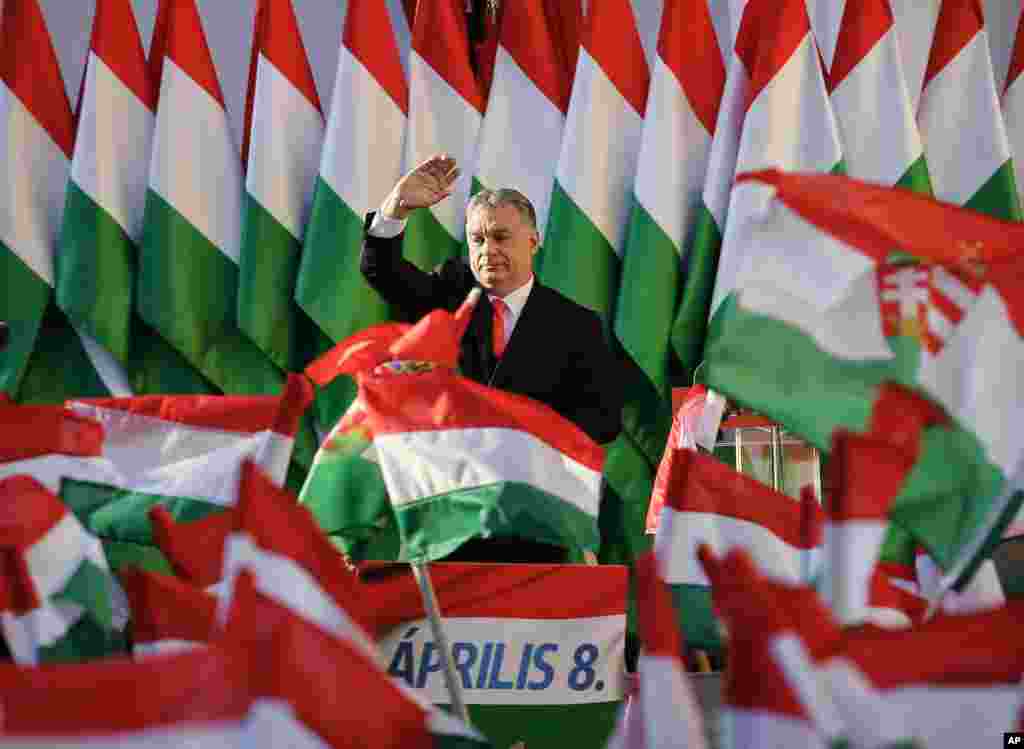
top-left (466, 188), bottom-right (538, 233)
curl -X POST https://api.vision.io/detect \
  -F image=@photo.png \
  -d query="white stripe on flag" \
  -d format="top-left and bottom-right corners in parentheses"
top-left (0, 722), bottom-right (246, 748)
top-left (22, 513), bottom-right (101, 598)
top-left (319, 48), bottom-right (406, 214)
top-left (0, 78), bottom-right (68, 286)
top-left (555, 48), bottom-right (644, 256)
top-left (72, 52), bottom-right (154, 240)
top-left (373, 427), bottom-right (602, 515)
top-left (246, 54), bottom-right (323, 239)
top-left (149, 59), bottom-right (241, 263)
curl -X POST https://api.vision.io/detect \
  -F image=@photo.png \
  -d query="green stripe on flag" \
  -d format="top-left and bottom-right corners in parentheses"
top-left (138, 191), bottom-right (284, 396)
top-left (101, 539), bottom-right (174, 575)
top-left (463, 703), bottom-right (620, 749)
top-left (296, 177), bottom-right (393, 343)
top-left (17, 303), bottom-right (111, 403)
top-left (0, 242), bottom-right (50, 397)
top-left (894, 155), bottom-right (933, 195)
top-left (668, 583), bottom-right (721, 653)
top-left (61, 478), bottom-right (227, 545)
top-left (395, 481), bottom-right (601, 563)
top-left (56, 182), bottom-right (134, 363)
top-left (403, 203), bottom-right (464, 274)
top-left (238, 192), bottom-right (306, 371)
top-left (671, 202), bottom-right (721, 383)
top-left (540, 181), bottom-right (621, 331)
top-left (615, 198), bottom-right (681, 465)
top-left (36, 611), bottom-right (128, 664)
top-left (964, 160), bottom-right (1022, 221)
top-left (52, 558), bottom-right (113, 631)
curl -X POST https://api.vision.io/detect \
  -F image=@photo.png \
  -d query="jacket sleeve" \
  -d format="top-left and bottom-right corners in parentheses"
top-left (359, 211), bottom-right (466, 320)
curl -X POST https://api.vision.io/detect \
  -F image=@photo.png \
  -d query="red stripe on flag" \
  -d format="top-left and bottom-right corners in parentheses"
top-left (662, 449), bottom-right (818, 549)
top-left (0, 404), bottom-right (104, 461)
top-left (360, 562), bottom-right (627, 637)
top-left (256, 0), bottom-right (323, 115)
top-left (147, 0), bottom-right (170, 102)
top-left (120, 567), bottom-right (217, 644)
top-left (412, 0), bottom-right (484, 114)
top-left (826, 430), bottom-right (916, 521)
top-left (0, 548), bottom-right (41, 614)
top-left (359, 369), bottom-right (605, 472)
top-left (735, 0), bottom-right (811, 113)
top-left (89, 0), bottom-right (157, 111)
top-left (0, 0), bottom-right (75, 158)
top-left (635, 551), bottom-right (683, 657)
top-left (344, 0), bottom-right (410, 116)
top-left (500, 0), bottom-right (572, 114)
top-left (827, 0), bottom-right (894, 93)
top-left (151, 505), bottom-right (235, 587)
top-left (868, 565), bottom-right (925, 622)
top-left (0, 476), bottom-right (67, 549)
top-left (0, 645), bottom-right (251, 734)
top-left (544, 0), bottom-right (583, 92)
top-left (658, 0), bottom-right (724, 134)
top-left (162, 0), bottom-right (228, 108)
top-left (735, 170), bottom-right (1024, 268)
top-left (1005, 10), bottom-right (1024, 94)
top-left (582, 0), bottom-right (649, 116)
top-left (71, 372), bottom-right (311, 436)
top-left (922, 0), bottom-right (984, 93)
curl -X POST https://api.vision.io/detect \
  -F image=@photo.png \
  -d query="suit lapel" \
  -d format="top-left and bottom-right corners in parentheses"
top-left (461, 288), bottom-right (497, 382)
top-left (490, 283), bottom-right (547, 390)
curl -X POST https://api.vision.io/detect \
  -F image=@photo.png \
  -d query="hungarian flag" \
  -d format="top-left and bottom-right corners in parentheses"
top-left (870, 522), bottom-right (930, 628)
top-left (0, 0), bottom-right (128, 403)
top-left (654, 447), bottom-right (822, 653)
top-left (56, 0), bottom-right (211, 397)
top-left (539, 0), bottom-right (649, 331)
top-left (1004, 11), bottom-right (1024, 209)
top-left (365, 562), bottom-right (627, 749)
top-left (0, 400), bottom-right (104, 463)
top-left (700, 169), bottom-right (1024, 574)
top-left (119, 566), bottom-right (216, 656)
top-left (917, 0), bottom-right (1021, 221)
top-left (0, 374), bottom-right (312, 574)
top-left (827, 0), bottom-right (931, 192)
top-left (890, 1), bottom-right (941, 114)
top-left (472, 0), bottom-right (576, 237)
top-left (614, 0), bottom-right (725, 469)
top-left (294, 0), bottom-right (408, 428)
top-left (402, 0), bottom-right (484, 270)
top-left (139, 0), bottom-right (285, 396)
top-left (237, 0), bottom-right (324, 374)
top-left (0, 643), bottom-right (253, 747)
top-left (301, 293), bottom-right (604, 562)
top-left (224, 569), bottom-right (490, 749)
top-left (673, 0), bottom-right (843, 384)
top-left (0, 476), bottom-right (125, 664)
top-left (605, 552), bottom-right (707, 749)
top-left (150, 505), bottom-right (235, 588)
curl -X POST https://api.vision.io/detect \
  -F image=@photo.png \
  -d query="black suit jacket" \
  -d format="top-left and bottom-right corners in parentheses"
top-left (359, 213), bottom-right (622, 445)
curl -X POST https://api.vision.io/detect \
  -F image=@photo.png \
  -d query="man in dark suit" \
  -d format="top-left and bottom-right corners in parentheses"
top-left (360, 154), bottom-right (622, 562)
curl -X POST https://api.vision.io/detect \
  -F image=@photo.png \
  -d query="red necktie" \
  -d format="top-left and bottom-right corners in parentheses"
top-left (491, 297), bottom-right (509, 358)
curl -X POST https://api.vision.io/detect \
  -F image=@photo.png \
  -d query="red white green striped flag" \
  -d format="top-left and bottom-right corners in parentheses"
top-left (827, 0), bottom-right (931, 192)
top-left (614, 0), bottom-right (725, 469)
top-left (472, 0), bottom-right (576, 237)
top-left (138, 0), bottom-right (285, 396)
top-left (294, 0), bottom-right (408, 428)
top-left (150, 504), bottom-right (235, 588)
top-left (0, 476), bottom-right (125, 664)
top-left (917, 0), bottom-right (1021, 221)
top-left (366, 562), bottom-right (627, 749)
top-left (539, 0), bottom-right (649, 330)
top-left (0, 643), bottom-right (253, 747)
top-left (0, 375), bottom-right (312, 571)
top-left (56, 0), bottom-right (211, 398)
top-left (1004, 11), bottom-right (1024, 209)
top-left (673, 0), bottom-right (843, 383)
top-left (0, 400), bottom-right (104, 463)
top-left (653, 446), bottom-right (823, 652)
top-left (402, 0), bottom-right (484, 270)
top-left (700, 169), bottom-right (1024, 575)
top-left (0, 0), bottom-right (127, 403)
top-left (605, 551), bottom-right (707, 749)
top-left (237, 0), bottom-right (324, 374)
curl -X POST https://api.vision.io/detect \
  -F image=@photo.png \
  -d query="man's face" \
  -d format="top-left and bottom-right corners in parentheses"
top-left (466, 203), bottom-right (539, 296)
